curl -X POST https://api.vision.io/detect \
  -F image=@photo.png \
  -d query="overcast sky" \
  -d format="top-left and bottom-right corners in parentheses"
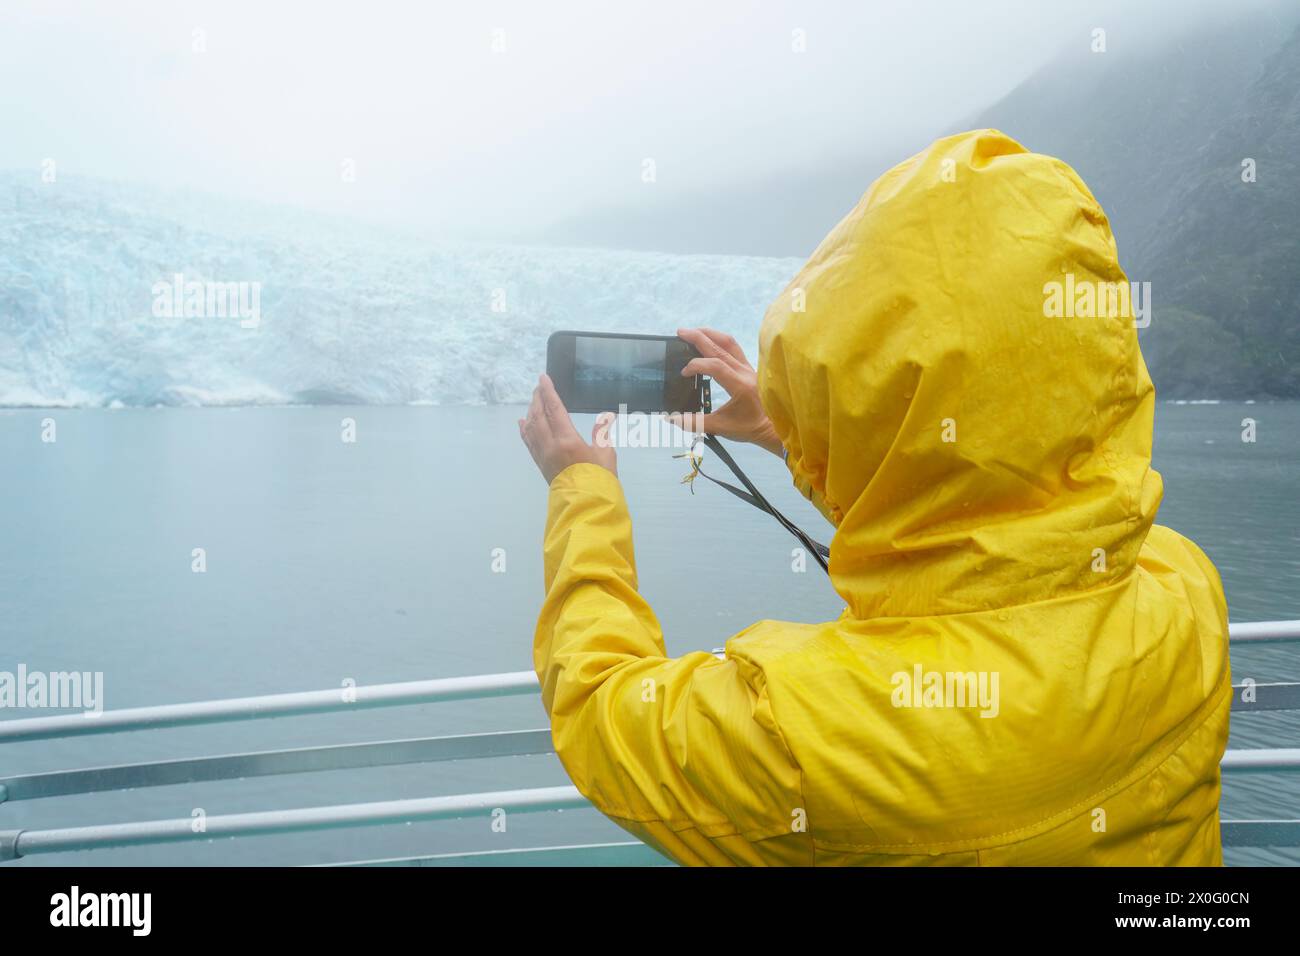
top-left (0, 0), bottom-right (1267, 241)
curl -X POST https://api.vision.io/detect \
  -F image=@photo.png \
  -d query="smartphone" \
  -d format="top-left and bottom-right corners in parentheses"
top-left (546, 330), bottom-right (711, 414)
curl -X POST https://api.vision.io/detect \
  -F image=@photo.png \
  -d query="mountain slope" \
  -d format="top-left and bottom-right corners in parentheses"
top-left (1137, 23), bottom-right (1300, 396)
top-left (962, 6), bottom-right (1300, 396)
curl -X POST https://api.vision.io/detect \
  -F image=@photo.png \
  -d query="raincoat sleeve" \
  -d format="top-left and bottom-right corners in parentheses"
top-left (533, 463), bottom-right (807, 865)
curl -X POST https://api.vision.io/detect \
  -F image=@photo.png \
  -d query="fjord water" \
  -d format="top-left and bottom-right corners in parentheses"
top-left (1, 402), bottom-right (1297, 866)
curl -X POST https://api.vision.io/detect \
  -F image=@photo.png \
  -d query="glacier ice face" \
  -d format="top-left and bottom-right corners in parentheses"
top-left (0, 172), bottom-right (803, 407)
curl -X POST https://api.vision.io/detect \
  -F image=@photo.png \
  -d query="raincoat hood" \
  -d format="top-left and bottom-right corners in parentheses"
top-left (759, 129), bottom-right (1161, 619)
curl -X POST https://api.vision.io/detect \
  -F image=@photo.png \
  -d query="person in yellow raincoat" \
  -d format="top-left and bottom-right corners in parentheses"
top-left (518, 129), bottom-right (1232, 866)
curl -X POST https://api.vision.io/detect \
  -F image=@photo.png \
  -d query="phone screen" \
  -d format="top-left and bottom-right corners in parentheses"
top-left (546, 331), bottom-right (706, 414)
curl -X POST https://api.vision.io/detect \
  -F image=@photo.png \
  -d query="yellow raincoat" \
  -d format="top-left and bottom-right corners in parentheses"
top-left (534, 129), bottom-right (1232, 865)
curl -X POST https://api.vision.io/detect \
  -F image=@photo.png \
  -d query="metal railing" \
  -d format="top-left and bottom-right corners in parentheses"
top-left (2, 619), bottom-right (1299, 864)
top-left (0, 671), bottom-right (542, 744)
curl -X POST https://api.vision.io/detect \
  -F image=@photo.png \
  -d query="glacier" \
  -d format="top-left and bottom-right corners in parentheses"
top-left (0, 172), bottom-right (803, 407)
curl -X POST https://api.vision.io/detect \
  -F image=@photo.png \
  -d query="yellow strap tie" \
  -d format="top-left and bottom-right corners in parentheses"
top-left (673, 442), bottom-right (704, 494)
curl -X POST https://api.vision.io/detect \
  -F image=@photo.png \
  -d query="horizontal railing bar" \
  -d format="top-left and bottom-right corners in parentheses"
top-left (0, 671), bottom-right (541, 744)
top-left (3, 805), bottom-right (1294, 859)
top-left (0, 786), bottom-right (588, 859)
top-left (0, 730), bottom-right (555, 803)
top-left (1231, 682), bottom-right (1300, 713)
top-left (1221, 820), bottom-right (1300, 847)
top-left (1221, 748), bottom-right (1300, 772)
top-left (322, 841), bottom-right (669, 868)
top-left (4, 736), bottom-right (1298, 807)
top-left (1227, 620), bottom-right (1300, 643)
top-left (0, 621), bottom-right (1292, 746)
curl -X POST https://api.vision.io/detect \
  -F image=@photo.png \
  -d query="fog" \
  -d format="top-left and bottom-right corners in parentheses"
top-left (0, 0), bottom-right (1278, 243)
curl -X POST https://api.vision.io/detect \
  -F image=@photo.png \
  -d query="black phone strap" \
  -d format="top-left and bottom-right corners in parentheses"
top-left (693, 434), bottom-right (831, 574)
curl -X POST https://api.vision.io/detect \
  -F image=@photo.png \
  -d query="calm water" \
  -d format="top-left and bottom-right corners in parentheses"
top-left (1, 402), bottom-right (1297, 866)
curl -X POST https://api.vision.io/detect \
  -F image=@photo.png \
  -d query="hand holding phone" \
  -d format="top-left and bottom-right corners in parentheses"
top-left (518, 374), bottom-right (618, 484)
top-left (670, 328), bottom-right (784, 458)
top-left (533, 330), bottom-right (819, 565)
